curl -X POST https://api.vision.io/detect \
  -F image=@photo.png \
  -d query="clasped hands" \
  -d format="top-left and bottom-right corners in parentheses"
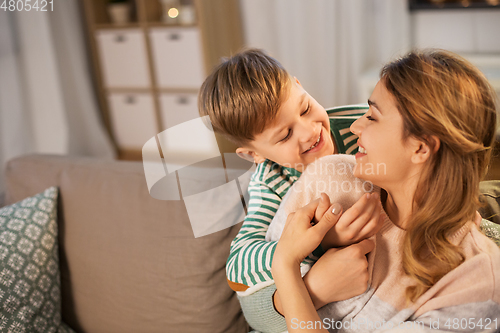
top-left (272, 192), bottom-right (383, 313)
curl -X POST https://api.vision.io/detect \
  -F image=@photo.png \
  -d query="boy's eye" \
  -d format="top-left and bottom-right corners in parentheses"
top-left (367, 115), bottom-right (376, 121)
top-left (301, 104), bottom-right (310, 116)
top-left (280, 130), bottom-right (292, 142)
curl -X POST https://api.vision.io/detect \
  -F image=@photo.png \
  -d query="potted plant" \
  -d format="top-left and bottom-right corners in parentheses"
top-left (107, 0), bottom-right (131, 25)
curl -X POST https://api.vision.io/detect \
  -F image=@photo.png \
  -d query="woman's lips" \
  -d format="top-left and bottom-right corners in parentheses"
top-left (355, 141), bottom-right (367, 159)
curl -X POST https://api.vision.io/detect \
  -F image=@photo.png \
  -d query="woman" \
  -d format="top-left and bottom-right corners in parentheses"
top-left (272, 50), bottom-right (500, 332)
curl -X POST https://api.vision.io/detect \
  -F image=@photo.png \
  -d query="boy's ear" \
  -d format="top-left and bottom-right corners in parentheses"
top-left (294, 76), bottom-right (302, 87)
top-left (411, 135), bottom-right (440, 164)
top-left (236, 147), bottom-right (266, 164)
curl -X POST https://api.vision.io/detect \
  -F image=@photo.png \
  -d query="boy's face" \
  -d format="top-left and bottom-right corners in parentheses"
top-left (238, 79), bottom-right (335, 172)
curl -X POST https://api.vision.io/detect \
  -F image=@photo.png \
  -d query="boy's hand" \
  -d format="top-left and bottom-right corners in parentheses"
top-left (321, 192), bottom-right (383, 250)
top-left (304, 239), bottom-right (374, 309)
top-left (313, 193), bottom-right (332, 225)
top-left (273, 239), bottom-right (375, 314)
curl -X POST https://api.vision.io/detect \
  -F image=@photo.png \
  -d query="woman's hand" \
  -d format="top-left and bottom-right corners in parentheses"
top-left (272, 198), bottom-right (345, 332)
top-left (273, 197), bottom-right (343, 268)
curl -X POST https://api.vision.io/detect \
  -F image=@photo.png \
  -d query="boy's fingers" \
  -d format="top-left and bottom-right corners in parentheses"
top-left (350, 194), bottom-right (381, 235)
top-left (358, 205), bottom-right (384, 237)
top-left (353, 239), bottom-right (375, 255)
top-left (319, 193), bottom-right (331, 210)
top-left (314, 193), bottom-right (331, 222)
top-left (294, 198), bottom-right (321, 224)
top-left (340, 192), bottom-right (379, 231)
top-left (336, 192), bottom-right (370, 229)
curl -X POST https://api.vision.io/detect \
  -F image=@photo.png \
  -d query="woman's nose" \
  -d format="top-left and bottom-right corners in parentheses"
top-left (350, 117), bottom-right (365, 136)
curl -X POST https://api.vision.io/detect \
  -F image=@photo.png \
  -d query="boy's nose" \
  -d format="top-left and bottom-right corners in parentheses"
top-left (298, 121), bottom-right (319, 143)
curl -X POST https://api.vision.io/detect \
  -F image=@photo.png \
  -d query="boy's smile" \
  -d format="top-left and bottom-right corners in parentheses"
top-left (237, 78), bottom-right (336, 172)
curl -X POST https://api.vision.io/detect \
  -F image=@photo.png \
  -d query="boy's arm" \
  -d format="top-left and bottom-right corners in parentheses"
top-left (226, 180), bottom-right (282, 290)
top-left (227, 178), bottom-right (321, 290)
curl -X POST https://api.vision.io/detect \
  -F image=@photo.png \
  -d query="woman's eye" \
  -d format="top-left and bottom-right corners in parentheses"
top-left (301, 104), bottom-right (310, 116)
top-left (280, 130), bottom-right (292, 142)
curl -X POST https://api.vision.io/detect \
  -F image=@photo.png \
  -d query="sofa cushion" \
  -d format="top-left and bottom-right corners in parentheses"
top-left (0, 187), bottom-right (75, 333)
top-left (4, 155), bottom-right (248, 333)
top-left (479, 180), bottom-right (500, 225)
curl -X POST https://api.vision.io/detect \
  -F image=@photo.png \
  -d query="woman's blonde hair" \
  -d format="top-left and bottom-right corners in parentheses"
top-left (381, 49), bottom-right (497, 302)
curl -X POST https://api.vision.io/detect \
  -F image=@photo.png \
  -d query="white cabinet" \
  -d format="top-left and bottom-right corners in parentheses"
top-left (159, 93), bottom-right (199, 130)
top-left (107, 93), bottom-right (158, 150)
top-left (83, 0), bottom-right (243, 157)
top-left (96, 29), bottom-right (151, 88)
top-left (150, 27), bottom-right (205, 89)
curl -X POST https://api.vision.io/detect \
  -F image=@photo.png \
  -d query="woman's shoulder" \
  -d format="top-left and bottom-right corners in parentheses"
top-left (461, 223), bottom-right (500, 301)
top-left (416, 222), bottom-right (500, 316)
top-left (466, 221), bottom-right (500, 256)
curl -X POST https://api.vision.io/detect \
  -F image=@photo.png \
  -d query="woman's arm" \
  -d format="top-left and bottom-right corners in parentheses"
top-left (273, 260), bottom-right (325, 332)
top-left (271, 198), bottom-right (375, 332)
top-left (272, 199), bottom-right (336, 332)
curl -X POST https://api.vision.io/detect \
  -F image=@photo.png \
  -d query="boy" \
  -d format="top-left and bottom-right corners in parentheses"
top-left (198, 49), bottom-right (381, 330)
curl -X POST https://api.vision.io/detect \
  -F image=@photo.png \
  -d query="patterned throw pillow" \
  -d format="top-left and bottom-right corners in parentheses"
top-left (0, 187), bottom-right (75, 333)
top-left (480, 218), bottom-right (500, 248)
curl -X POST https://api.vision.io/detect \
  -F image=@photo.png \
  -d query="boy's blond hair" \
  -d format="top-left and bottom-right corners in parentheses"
top-left (198, 49), bottom-right (291, 147)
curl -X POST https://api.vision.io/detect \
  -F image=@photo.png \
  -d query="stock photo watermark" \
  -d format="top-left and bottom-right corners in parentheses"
top-left (291, 317), bottom-right (498, 331)
top-left (142, 116), bottom-right (384, 238)
top-left (1, 0), bottom-right (54, 11)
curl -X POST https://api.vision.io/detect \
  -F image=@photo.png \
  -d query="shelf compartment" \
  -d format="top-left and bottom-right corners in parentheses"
top-left (149, 27), bottom-right (205, 89)
top-left (107, 92), bottom-right (158, 150)
top-left (96, 29), bottom-right (151, 88)
top-left (159, 92), bottom-right (199, 130)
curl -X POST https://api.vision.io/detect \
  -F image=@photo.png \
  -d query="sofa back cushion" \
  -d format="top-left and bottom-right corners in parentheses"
top-left (4, 155), bottom-right (247, 333)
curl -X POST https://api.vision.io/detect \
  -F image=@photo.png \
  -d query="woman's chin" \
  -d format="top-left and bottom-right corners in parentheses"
top-left (353, 163), bottom-right (364, 179)
top-left (353, 163), bottom-right (377, 184)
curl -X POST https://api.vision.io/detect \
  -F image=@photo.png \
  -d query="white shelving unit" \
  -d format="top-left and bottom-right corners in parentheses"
top-left (82, 0), bottom-right (243, 159)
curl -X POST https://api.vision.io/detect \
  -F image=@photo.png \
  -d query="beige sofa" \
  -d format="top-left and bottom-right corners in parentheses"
top-left (3, 154), bottom-right (500, 333)
top-left (3, 154), bottom-right (249, 333)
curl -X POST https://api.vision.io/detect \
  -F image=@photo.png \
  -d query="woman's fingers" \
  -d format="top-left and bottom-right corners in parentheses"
top-left (314, 202), bottom-right (343, 237)
top-left (276, 198), bottom-right (332, 267)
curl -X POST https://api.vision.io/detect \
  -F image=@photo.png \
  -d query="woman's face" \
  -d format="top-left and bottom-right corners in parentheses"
top-left (350, 80), bottom-right (418, 189)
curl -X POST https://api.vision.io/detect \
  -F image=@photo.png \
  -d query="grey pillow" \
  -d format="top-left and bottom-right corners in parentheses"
top-left (0, 187), bottom-right (75, 333)
top-left (479, 180), bottom-right (500, 225)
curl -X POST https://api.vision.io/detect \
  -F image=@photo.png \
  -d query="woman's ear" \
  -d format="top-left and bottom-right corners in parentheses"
top-left (236, 147), bottom-right (266, 164)
top-left (411, 135), bottom-right (440, 164)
